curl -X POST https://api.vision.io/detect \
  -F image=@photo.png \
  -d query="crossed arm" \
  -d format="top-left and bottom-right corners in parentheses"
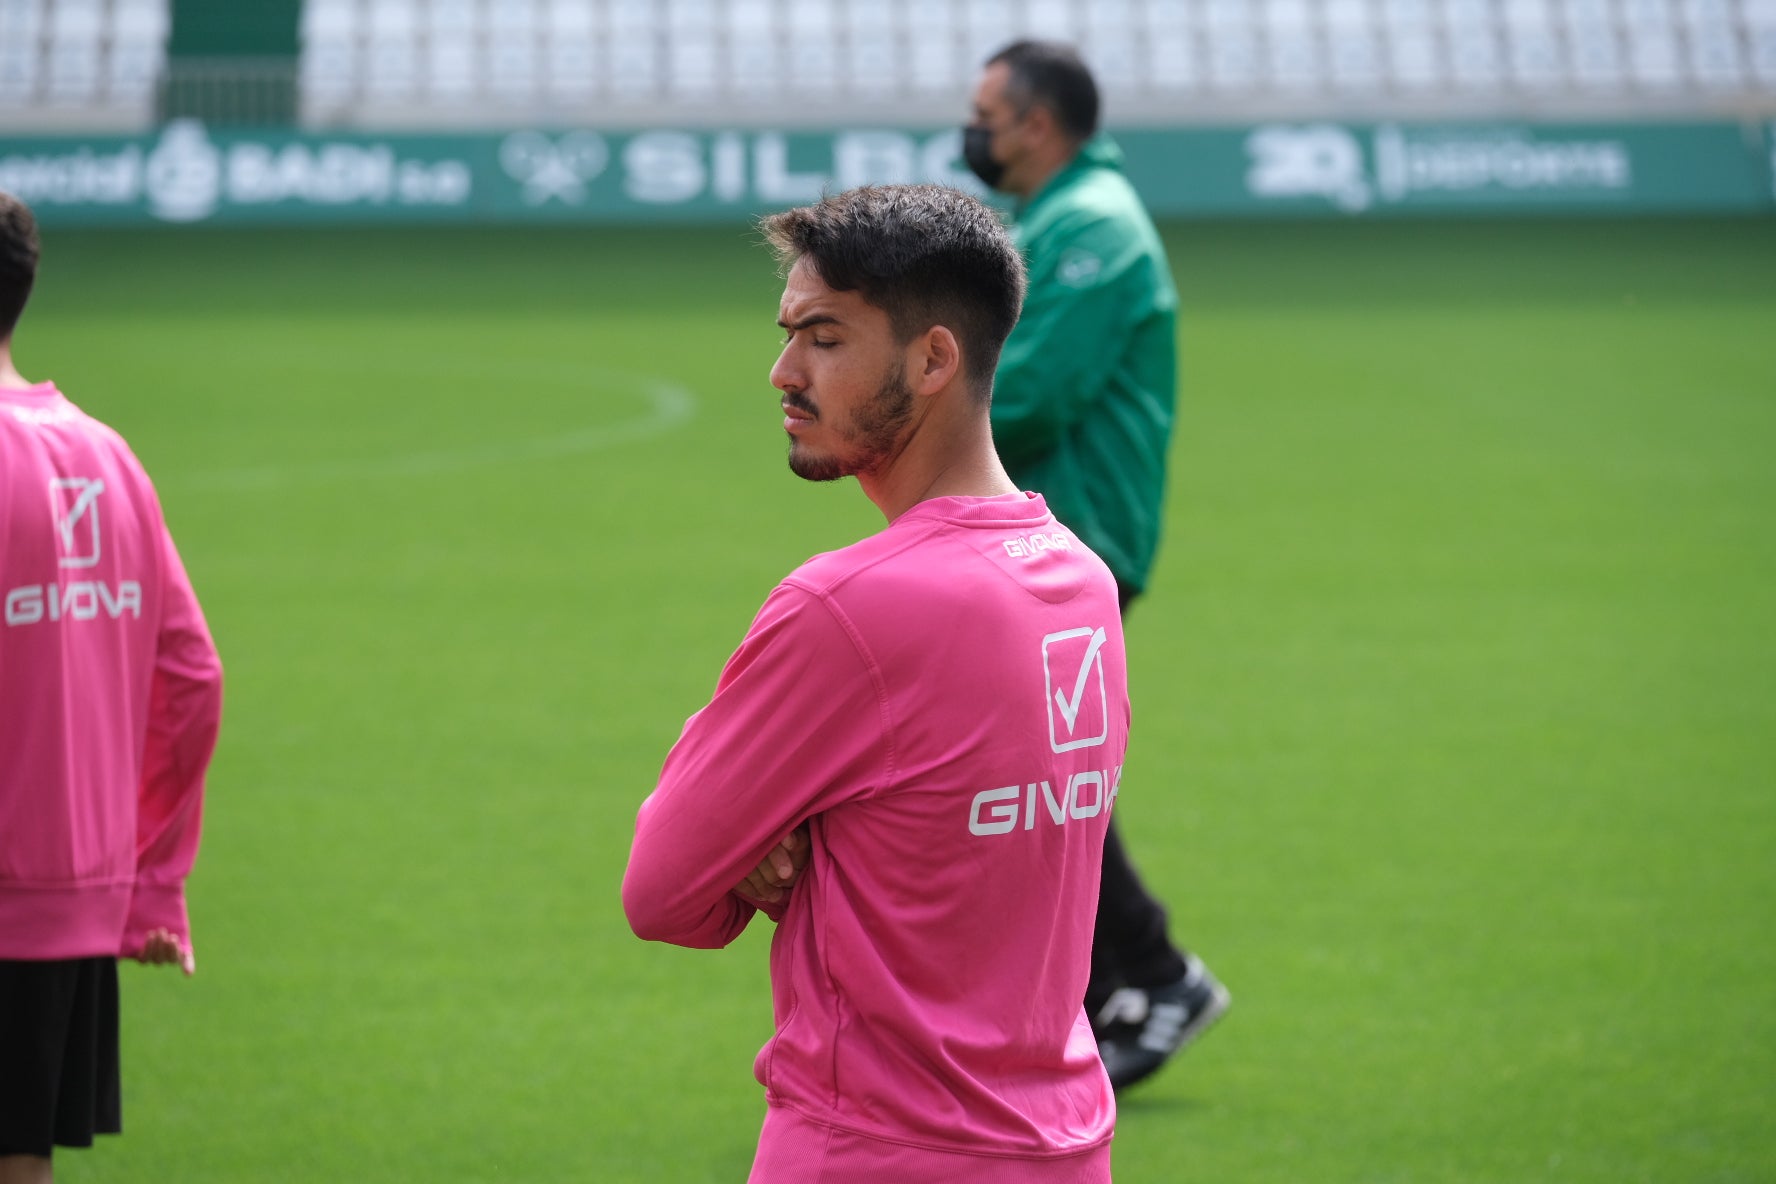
top-left (734, 825), bottom-right (811, 906)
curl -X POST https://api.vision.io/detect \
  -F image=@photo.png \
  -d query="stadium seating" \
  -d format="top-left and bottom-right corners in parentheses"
top-left (0, 0), bottom-right (171, 129)
top-left (287, 0), bottom-right (1775, 127)
top-left (1, 0), bottom-right (1771, 130)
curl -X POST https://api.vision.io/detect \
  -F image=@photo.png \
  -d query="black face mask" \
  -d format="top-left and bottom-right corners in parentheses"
top-left (962, 125), bottom-right (1005, 191)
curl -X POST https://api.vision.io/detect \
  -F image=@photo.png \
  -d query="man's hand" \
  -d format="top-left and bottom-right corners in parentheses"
top-left (736, 825), bottom-right (811, 904)
top-left (137, 927), bottom-right (196, 977)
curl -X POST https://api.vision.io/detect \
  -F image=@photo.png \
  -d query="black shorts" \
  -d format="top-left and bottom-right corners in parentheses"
top-left (0, 957), bottom-right (122, 1157)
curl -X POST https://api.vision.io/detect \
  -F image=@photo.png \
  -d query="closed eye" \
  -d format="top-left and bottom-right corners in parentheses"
top-left (781, 331), bottom-right (839, 348)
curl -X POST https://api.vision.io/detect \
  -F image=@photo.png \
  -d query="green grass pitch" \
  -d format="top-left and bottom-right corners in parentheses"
top-left (17, 214), bottom-right (1775, 1183)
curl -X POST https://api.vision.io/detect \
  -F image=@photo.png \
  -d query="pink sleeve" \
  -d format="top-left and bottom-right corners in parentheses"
top-left (121, 523), bottom-right (223, 957)
top-left (622, 583), bottom-right (890, 949)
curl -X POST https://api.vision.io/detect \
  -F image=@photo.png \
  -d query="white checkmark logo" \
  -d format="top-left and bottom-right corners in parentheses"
top-left (52, 478), bottom-right (105, 567)
top-left (56, 480), bottom-right (103, 547)
top-left (1052, 627), bottom-right (1107, 731)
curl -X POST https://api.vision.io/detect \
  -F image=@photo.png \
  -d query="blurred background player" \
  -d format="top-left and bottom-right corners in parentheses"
top-left (0, 193), bottom-right (223, 1184)
top-left (624, 185), bottom-right (1126, 1182)
top-left (964, 40), bottom-right (1231, 1091)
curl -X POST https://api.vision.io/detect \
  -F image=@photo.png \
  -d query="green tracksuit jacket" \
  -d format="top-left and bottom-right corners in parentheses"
top-left (991, 136), bottom-right (1178, 595)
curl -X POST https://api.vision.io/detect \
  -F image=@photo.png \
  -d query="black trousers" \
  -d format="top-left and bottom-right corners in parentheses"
top-left (1085, 587), bottom-right (1190, 1016)
top-left (0, 956), bottom-right (122, 1157)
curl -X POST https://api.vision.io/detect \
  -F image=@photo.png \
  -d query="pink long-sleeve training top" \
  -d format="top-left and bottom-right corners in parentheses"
top-left (1, 382), bottom-right (222, 962)
top-left (624, 491), bottom-right (1128, 1183)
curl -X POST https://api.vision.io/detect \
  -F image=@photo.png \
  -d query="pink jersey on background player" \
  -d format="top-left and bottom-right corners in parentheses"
top-left (0, 381), bottom-right (222, 962)
top-left (624, 490), bottom-right (1128, 1182)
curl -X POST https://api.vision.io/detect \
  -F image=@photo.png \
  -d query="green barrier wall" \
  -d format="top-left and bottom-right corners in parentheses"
top-left (3, 119), bottom-right (1771, 226)
top-left (168, 0), bottom-right (301, 57)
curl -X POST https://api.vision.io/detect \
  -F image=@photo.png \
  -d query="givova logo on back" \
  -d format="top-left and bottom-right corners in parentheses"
top-left (4, 477), bottom-right (143, 627)
top-left (965, 625), bottom-right (1119, 838)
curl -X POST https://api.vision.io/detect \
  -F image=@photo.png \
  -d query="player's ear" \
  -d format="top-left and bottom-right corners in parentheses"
top-left (912, 325), bottom-right (962, 396)
top-left (1023, 101), bottom-right (1057, 143)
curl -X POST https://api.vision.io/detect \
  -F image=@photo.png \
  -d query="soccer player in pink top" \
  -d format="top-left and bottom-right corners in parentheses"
top-left (0, 194), bottom-right (223, 1184)
top-left (623, 185), bottom-right (1128, 1182)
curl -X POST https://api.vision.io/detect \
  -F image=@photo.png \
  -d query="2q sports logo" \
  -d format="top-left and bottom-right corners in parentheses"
top-left (1043, 626), bottom-right (1110, 754)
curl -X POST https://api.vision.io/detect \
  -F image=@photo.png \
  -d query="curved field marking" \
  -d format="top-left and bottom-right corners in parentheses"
top-left (178, 375), bottom-right (696, 491)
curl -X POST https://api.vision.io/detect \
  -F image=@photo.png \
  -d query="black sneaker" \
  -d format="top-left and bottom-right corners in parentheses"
top-left (1093, 956), bottom-right (1231, 1091)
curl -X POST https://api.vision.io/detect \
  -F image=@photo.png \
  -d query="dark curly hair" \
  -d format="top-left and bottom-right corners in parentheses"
top-left (761, 184), bottom-right (1026, 403)
top-left (0, 193), bottom-right (40, 343)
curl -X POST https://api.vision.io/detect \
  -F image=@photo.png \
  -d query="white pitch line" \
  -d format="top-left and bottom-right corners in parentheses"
top-left (175, 375), bottom-right (697, 491)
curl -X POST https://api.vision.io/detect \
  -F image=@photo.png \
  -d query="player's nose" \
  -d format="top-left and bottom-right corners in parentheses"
top-left (770, 347), bottom-right (802, 395)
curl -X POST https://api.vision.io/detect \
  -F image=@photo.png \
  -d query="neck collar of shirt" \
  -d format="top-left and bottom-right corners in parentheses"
top-left (894, 490), bottom-right (1051, 529)
top-left (0, 381), bottom-right (61, 400)
top-left (1017, 134), bottom-right (1125, 216)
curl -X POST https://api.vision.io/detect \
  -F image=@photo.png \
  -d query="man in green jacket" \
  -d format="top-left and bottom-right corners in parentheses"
top-left (965, 39), bottom-right (1231, 1092)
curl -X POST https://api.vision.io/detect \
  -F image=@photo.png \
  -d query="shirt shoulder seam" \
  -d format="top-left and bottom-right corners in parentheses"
top-left (776, 577), bottom-right (900, 794)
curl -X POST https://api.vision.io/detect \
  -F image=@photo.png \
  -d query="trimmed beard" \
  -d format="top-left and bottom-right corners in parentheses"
top-left (788, 361), bottom-right (915, 483)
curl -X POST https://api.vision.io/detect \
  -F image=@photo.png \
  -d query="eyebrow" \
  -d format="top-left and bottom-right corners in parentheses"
top-left (777, 313), bottom-right (842, 332)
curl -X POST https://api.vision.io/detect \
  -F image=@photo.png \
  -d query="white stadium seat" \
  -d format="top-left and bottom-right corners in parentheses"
top-left (47, 42), bottom-right (102, 103)
top-left (1382, 0), bottom-right (1436, 28)
top-left (107, 38), bottom-right (163, 100)
top-left (847, 38), bottom-right (902, 96)
top-left (1084, 33), bottom-right (1144, 93)
top-left (1027, 0), bottom-right (1078, 39)
top-left (966, 0), bottom-right (1017, 37)
top-left (1267, 0), bottom-right (1314, 34)
top-left (113, 0), bottom-right (170, 42)
top-left (545, 41), bottom-right (597, 102)
top-left (1269, 31), bottom-right (1325, 89)
top-left (364, 36), bottom-right (420, 99)
top-left (0, 41), bottom-right (40, 103)
top-left (1506, 24), bottom-right (1564, 83)
top-left (1140, 0), bottom-right (1189, 34)
top-left (1450, 27), bottom-right (1505, 86)
top-left (1750, 26), bottom-right (1776, 80)
top-left (727, 34), bottom-right (778, 96)
top-left (427, 35), bottom-right (477, 97)
top-left (669, 38), bottom-right (720, 98)
top-left (787, 38), bottom-right (839, 93)
top-left (1690, 25), bottom-right (1747, 82)
top-left (0, 0), bottom-right (46, 38)
top-left (366, 0), bottom-right (418, 40)
top-left (486, 0), bottom-right (539, 35)
top-left (1147, 30), bottom-right (1200, 89)
top-left (1328, 28), bottom-right (1387, 88)
top-left (673, 0), bottom-right (719, 35)
top-left (1208, 28), bottom-right (1261, 89)
top-left (1501, 0), bottom-right (1555, 29)
top-left (1324, 0), bottom-right (1374, 30)
top-left (1388, 29), bottom-right (1444, 86)
top-left (1569, 25), bottom-right (1626, 85)
top-left (49, 0), bottom-right (106, 45)
top-left (908, 39), bottom-right (959, 91)
top-left (609, 38), bottom-right (658, 98)
top-left (302, 0), bottom-right (358, 41)
top-left (427, 0), bottom-right (477, 36)
top-left (544, 0), bottom-right (593, 38)
top-left (1627, 29), bottom-right (1686, 85)
top-left (726, 0), bottom-right (774, 35)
